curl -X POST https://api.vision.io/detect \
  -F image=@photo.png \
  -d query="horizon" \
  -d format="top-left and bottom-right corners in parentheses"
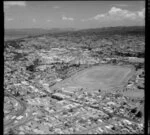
top-left (5, 25), bottom-right (145, 31)
top-left (4, 1), bottom-right (145, 29)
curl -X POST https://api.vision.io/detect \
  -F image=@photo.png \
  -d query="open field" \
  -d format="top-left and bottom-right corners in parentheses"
top-left (123, 90), bottom-right (144, 98)
top-left (52, 65), bottom-right (135, 92)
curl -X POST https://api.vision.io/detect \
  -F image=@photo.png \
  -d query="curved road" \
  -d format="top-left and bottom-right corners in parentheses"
top-left (4, 92), bottom-right (27, 127)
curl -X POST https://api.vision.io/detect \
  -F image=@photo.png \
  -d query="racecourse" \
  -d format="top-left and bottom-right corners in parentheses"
top-left (52, 64), bottom-right (135, 92)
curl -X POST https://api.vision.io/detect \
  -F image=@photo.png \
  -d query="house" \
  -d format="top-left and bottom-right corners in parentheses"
top-left (52, 93), bottom-right (70, 100)
top-left (122, 119), bottom-right (132, 125)
top-left (16, 115), bottom-right (23, 120)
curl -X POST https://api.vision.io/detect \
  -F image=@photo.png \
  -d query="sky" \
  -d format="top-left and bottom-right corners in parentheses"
top-left (4, 1), bottom-right (145, 29)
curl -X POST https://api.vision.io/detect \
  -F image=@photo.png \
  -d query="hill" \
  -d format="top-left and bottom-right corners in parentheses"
top-left (4, 28), bottom-right (76, 41)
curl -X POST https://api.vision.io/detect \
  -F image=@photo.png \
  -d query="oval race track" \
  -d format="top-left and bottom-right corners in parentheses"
top-left (52, 65), bottom-right (135, 92)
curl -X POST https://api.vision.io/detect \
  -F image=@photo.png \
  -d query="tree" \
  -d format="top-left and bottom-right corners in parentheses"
top-left (8, 128), bottom-right (16, 135)
top-left (136, 111), bottom-right (142, 118)
top-left (26, 64), bottom-right (35, 72)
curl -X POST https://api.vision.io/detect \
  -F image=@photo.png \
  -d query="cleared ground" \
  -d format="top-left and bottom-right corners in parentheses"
top-left (52, 65), bottom-right (135, 92)
top-left (122, 90), bottom-right (144, 98)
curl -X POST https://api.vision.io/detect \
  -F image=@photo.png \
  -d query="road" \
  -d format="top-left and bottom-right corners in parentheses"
top-left (4, 92), bottom-right (27, 127)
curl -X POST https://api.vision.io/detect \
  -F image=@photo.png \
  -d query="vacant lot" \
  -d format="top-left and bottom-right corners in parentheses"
top-left (122, 90), bottom-right (144, 98)
top-left (52, 65), bottom-right (134, 92)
